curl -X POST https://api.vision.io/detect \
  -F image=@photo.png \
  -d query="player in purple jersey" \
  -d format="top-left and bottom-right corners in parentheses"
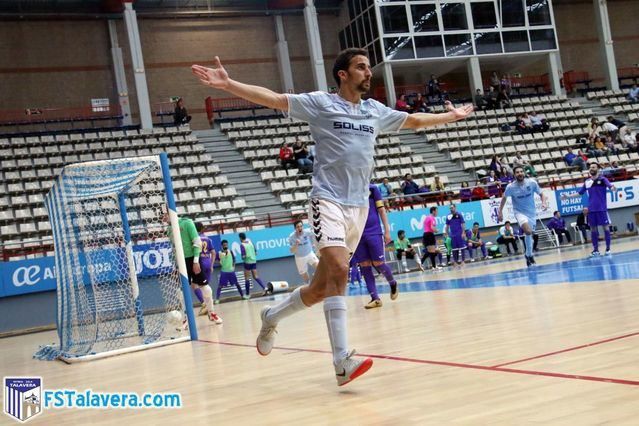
top-left (351, 184), bottom-right (399, 308)
top-left (564, 162), bottom-right (616, 256)
top-left (444, 204), bottom-right (466, 266)
top-left (195, 222), bottom-right (216, 316)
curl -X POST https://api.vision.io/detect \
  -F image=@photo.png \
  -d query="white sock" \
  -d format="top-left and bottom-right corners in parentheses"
top-left (323, 296), bottom-right (349, 365)
top-left (201, 285), bottom-right (215, 313)
top-left (265, 287), bottom-right (307, 325)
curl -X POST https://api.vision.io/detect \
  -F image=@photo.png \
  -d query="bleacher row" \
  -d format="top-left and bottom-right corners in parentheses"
top-left (0, 126), bottom-right (250, 245)
top-left (417, 94), bottom-right (639, 184)
top-left (587, 90), bottom-right (639, 121)
top-left (221, 116), bottom-right (444, 212)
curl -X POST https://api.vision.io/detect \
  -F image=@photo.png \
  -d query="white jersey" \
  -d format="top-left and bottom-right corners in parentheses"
top-left (287, 92), bottom-right (408, 206)
top-left (288, 229), bottom-right (314, 258)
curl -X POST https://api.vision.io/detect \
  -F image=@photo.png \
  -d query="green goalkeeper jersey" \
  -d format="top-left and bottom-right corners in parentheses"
top-left (168, 217), bottom-right (201, 259)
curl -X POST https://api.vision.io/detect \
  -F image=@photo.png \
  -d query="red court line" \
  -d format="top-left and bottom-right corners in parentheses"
top-left (197, 339), bottom-right (639, 387)
top-left (491, 331), bottom-right (639, 368)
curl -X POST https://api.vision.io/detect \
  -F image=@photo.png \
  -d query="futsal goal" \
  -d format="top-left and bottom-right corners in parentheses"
top-left (34, 153), bottom-right (198, 363)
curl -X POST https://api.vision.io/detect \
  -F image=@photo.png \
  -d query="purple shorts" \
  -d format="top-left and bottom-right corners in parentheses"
top-left (200, 258), bottom-right (212, 284)
top-left (352, 233), bottom-right (385, 264)
top-left (243, 262), bottom-right (257, 271)
top-left (450, 234), bottom-right (466, 250)
top-left (219, 271), bottom-right (238, 287)
top-left (588, 211), bottom-right (610, 227)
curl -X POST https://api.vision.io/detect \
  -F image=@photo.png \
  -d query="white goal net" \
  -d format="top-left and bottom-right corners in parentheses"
top-left (34, 154), bottom-right (197, 362)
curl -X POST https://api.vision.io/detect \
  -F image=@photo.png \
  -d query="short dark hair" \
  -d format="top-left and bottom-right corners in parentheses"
top-left (588, 162), bottom-right (600, 168)
top-left (553, 210), bottom-right (559, 215)
top-left (505, 221), bottom-right (511, 225)
top-left (195, 222), bottom-right (204, 233)
top-left (221, 239), bottom-right (228, 245)
top-left (398, 230), bottom-right (405, 236)
top-left (473, 222), bottom-right (479, 226)
top-left (332, 48), bottom-right (368, 87)
top-left (294, 220), bottom-right (303, 227)
top-left (513, 165), bottom-right (525, 173)
top-left (239, 232), bottom-right (246, 240)
top-left (429, 206), bottom-right (437, 213)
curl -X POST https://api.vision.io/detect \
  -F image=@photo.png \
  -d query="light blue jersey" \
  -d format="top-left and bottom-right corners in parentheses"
top-left (504, 178), bottom-right (542, 220)
top-left (288, 229), bottom-right (314, 257)
top-left (287, 92), bottom-right (408, 206)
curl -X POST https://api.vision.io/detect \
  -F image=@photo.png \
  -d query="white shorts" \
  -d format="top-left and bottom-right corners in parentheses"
top-left (294, 252), bottom-right (320, 275)
top-left (309, 198), bottom-right (368, 253)
top-left (514, 212), bottom-right (536, 230)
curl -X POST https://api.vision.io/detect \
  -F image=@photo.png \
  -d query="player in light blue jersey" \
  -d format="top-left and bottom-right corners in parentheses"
top-left (498, 166), bottom-right (548, 267)
top-left (288, 220), bottom-right (319, 285)
top-left (192, 48), bottom-right (473, 386)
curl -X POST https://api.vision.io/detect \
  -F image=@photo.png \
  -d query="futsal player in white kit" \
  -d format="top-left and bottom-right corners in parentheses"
top-left (192, 48), bottom-right (473, 386)
top-left (288, 220), bottom-right (320, 285)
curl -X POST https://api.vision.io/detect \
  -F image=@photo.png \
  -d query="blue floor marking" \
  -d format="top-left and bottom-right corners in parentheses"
top-left (347, 249), bottom-right (639, 296)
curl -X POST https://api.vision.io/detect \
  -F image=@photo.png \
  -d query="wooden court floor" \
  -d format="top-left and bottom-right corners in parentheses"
top-left (2, 238), bottom-right (639, 425)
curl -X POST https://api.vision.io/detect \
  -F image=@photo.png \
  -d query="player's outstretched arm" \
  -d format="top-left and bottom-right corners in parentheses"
top-left (402, 103), bottom-right (474, 130)
top-left (192, 56), bottom-right (288, 111)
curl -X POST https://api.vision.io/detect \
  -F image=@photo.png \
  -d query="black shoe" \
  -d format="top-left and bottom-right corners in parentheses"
top-left (530, 256), bottom-right (536, 265)
top-left (525, 256), bottom-right (532, 267)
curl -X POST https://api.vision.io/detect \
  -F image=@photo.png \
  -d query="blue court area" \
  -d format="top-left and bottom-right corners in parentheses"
top-left (347, 248), bottom-right (639, 296)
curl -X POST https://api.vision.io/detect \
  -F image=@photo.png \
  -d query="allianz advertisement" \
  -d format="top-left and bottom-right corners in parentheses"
top-left (2, 181), bottom-right (637, 298)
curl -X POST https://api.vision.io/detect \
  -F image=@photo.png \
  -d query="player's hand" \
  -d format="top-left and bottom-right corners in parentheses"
top-left (192, 56), bottom-right (230, 90)
top-left (384, 231), bottom-right (392, 245)
top-left (193, 263), bottom-right (201, 274)
top-left (497, 211), bottom-right (503, 222)
top-left (541, 201), bottom-right (548, 211)
top-left (449, 104), bottom-right (474, 120)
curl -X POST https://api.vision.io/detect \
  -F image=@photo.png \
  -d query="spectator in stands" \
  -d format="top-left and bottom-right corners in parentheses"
top-left (486, 169), bottom-right (498, 183)
top-left (395, 94), bottom-right (412, 112)
top-left (511, 152), bottom-right (536, 177)
top-left (603, 135), bottom-right (619, 155)
top-left (497, 221), bottom-right (519, 255)
top-left (600, 119), bottom-right (619, 141)
top-left (401, 173), bottom-right (420, 203)
top-left (546, 211), bottom-right (572, 244)
top-left (459, 181), bottom-right (472, 202)
top-left (378, 178), bottom-right (392, 198)
top-left (489, 155), bottom-right (511, 177)
top-left (621, 131), bottom-right (637, 150)
top-left (587, 117), bottom-right (601, 142)
top-left (497, 88), bottom-right (512, 108)
top-left (576, 207), bottom-right (590, 243)
top-left (628, 84), bottom-right (639, 103)
top-left (293, 139), bottom-right (313, 172)
top-left (279, 141), bottom-right (296, 170)
top-left (607, 116), bottom-right (629, 142)
top-left (411, 93), bottom-right (430, 113)
top-left (490, 71), bottom-right (500, 91)
top-left (501, 74), bottom-right (513, 94)
top-left (471, 180), bottom-right (487, 201)
top-left (563, 147), bottom-right (587, 170)
top-left (529, 111), bottom-right (549, 132)
top-left (474, 89), bottom-right (488, 110)
top-left (485, 86), bottom-right (498, 109)
top-left (514, 114), bottom-right (531, 134)
top-left (427, 74), bottom-right (442, 102)
top-left (307, 144), bottom-right (315, 162)
top-left (174, 98), bottom-right (192, 125)
top-left (590, 136), bottom-right (608, 157)
top-left (432, 175), bottom-right (446, 192)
